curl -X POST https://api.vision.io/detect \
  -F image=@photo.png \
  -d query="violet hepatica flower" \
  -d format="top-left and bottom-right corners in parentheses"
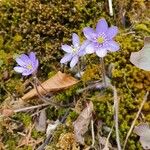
top-left (83, 18), bottom-right (120, 57)
top-left (60, 33), bottom-right (87, 68)
top-left (14, 52), bottom-right (39, 76)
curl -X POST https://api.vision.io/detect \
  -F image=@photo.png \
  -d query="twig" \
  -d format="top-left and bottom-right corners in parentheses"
top-left (108, 0), bottom-right (113, 16)
top-left (123, 91), bottom-right (149, 150)
top-left (14, 103), bottom-right (50, 113)
top-left (91, 119), bottom-right (95, 147)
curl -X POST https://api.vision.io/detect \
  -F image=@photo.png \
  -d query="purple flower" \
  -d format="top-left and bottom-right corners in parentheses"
top-left (83, 18), bottom-right (119, 57)
top-left (60, 33), bottom-right (88, 68)
top-left (14, 52), bottom-right (39, 76)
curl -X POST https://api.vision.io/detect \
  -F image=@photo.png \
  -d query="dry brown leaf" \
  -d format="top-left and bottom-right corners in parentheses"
top-left (35, 109), bottom-right (47, 132)
top-left (1, 108), bottom-right (14, 117)
top-left (73, 101), bottom-right (93, 144)
top-left (22, 71), bottom-right (78, 101)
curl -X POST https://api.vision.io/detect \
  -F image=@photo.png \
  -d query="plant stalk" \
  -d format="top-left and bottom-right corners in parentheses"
top-left (100, 57), bottom-right (107, 87)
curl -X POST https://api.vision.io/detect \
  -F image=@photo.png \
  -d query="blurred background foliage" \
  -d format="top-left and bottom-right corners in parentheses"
top-left (0, 0), bottom-right (150, 149)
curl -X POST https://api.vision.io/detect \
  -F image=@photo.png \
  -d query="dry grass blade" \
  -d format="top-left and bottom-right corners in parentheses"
top-left (22, 71), bottom-right (78, 101)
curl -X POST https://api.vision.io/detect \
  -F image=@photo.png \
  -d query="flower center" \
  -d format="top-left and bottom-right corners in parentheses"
top-left (97, 36), bottom-right (104, 44)
top-left (72, 47), bottom-right (78, 53)
top-left (27, 64), bottom-right (33, 69)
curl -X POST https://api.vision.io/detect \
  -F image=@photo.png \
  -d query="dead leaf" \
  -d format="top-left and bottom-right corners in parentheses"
top-left (35, 109), bottom-right (47, 132)
top-left (1, 108), bottom-right (14, 117)
top-left (73, 101), bottom-right (93, 144)
top-left (133, 123), bottom-right (150, 149)
top-left (22, 71), bottom-right (78, 101)
top-left (130, 37), bottom-right (150, 71)
top-left (46, 120), bottom-right (60, 137)
top-left (99, 136), bottom-right (112, 150)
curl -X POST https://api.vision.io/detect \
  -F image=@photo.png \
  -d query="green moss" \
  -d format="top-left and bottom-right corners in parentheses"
top-left (14, 113), bottom-right (32, 127)
top-left (6, 140), bottom-right (16, 150)
top-left (17, 146), bottom-right (33, 150)
top-left (31, 129), bottom-right (44, 139)
top-left (13, 34), bottom-right (23, 42)
top-left (0, 0), bottom-right (150, 149)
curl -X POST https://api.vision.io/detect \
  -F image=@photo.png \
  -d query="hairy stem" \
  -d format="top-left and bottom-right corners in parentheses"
top-left (77, 61), bottom-right (81, 78)
top-left (100, 58), bottom-right (107, 87)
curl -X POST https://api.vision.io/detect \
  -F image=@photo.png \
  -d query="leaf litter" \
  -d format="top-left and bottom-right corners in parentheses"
top-left (133, 123), bottom-right (150, 150)
top-left (73, 101), bottom-right (94, 144)
top-left (130, 37), bottom-right (150, 71)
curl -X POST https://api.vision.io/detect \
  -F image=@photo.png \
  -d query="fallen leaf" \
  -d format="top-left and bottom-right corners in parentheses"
top-left (46, 120), bottom-right (60, 137)
top-left (73, 101), bottom-right (93, 144)
top-left (133, 123), bottom-right (150, 149)
top-left (1, 108), bottom-right (14, 117)
top-left (99, 136), bottom-right (112, 150)
top-left (35, 109), bottom-right (47, 132)
top-left (22, 71), bottom-right (78, 101)
top-left (130, 37), bottom-right (150, 71)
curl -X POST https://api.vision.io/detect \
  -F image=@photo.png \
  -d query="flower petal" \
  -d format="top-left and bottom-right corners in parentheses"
top-left (83, 27), bottom-right (97, 41)
top-left (14, 66), bottom-right (26, 73)
top-left (20, 54), bottom-right (30, 64)
top-left (107, 41), bottom-right (120, 52)
top-left (107, 26), bottom-right (118, 39)
top-left (16, 58), bottom-right (26, 67)
top-left (33, 59), bottom-right (39, 72)
top-left (72, 33), bottom-right (80, 48)
top-left (22, 70), bottom-right (32, 76)
top-left (60, 54), bottom-right (72, 64)
top-left (96, 49), bottom-right (107, 57)
top-left (85, 43), bottom-right (95, 54)
top-left (70, 55), bottom-right (79, 68)
top-left (61, 45), bottom-right (73, 53)
top-left (78, 49), bottom-right (86, 56)
top-left (96, 19), bottom-right (108, 34)
top-left (80, 40), bottom-right (90, 50)
top-left (29, 52), bottom-right (36, 62)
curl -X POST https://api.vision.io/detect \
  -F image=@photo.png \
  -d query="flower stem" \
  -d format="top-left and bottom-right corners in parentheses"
top-left (77, 61), bottom-right (81, 78)
top-left (100, 57), bottom-right (107, 87)
top-left (32, 75), bottom-right (73, 107)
